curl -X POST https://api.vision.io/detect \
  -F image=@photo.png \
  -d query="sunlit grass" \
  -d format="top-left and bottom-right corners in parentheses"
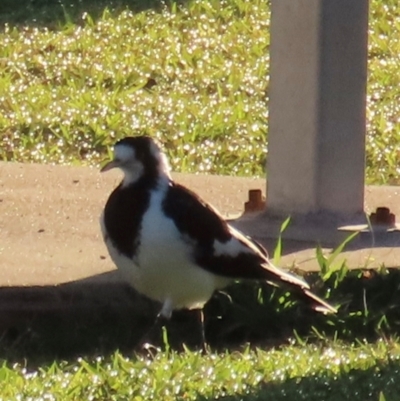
top-left (0, 341), bottom-right (399, 400)
top-left (367, 0), bottom-right (400, 184)
top-left (0, 0), bottom-right (399, 181)
top-left (0, 0), bottom-right (269, 176)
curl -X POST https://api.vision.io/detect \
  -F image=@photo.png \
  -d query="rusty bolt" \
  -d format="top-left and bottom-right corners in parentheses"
top-left (244, 189), bottom-right (266, 213)
top-left (369, 206), bottom-right (396, 226)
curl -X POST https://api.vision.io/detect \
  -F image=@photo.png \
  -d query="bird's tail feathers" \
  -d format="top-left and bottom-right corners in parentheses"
top-left (263, 260), bottom-right (310, 289)
top-left (263, 261), bottom-right (337, 314)
top-left (302, 288), bottom-right (337, 314)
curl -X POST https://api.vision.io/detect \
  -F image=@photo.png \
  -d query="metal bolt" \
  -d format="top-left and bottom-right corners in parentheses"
top-left (369, 207), bottom-right (396, 226)
top-left (244, 189), bottom-right (266, 213)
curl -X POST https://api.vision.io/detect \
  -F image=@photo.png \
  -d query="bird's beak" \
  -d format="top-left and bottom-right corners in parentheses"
top-left (100, 159), bottom-right (119, 173)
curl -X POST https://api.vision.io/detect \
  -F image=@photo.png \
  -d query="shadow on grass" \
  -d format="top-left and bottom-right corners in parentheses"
top-left (197, 362), bottom-right (400, 401)
top-left (2, 267), bottom-right (400, 366)
top-left (0, 0), bottom-right (185, 27)
top-left (0, 274), bottom-right (158, 364)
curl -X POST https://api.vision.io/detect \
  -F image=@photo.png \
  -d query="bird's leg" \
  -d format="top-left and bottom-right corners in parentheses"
top-left (136, 299), bottom-right (173, 350)
top-left (197, 308), bottom-right (209, 354)
top-left (136, 313), bottom-right (168, 350)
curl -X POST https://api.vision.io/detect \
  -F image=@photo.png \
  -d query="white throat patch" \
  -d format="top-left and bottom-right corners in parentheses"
top-left (114, 144), bottom-right (144, 187)
top-left (114, 144), bottom-right (135, 163)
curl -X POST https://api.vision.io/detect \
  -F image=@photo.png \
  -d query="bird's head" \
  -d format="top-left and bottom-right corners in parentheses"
top-left (101, 136), bottom-right (171, 186)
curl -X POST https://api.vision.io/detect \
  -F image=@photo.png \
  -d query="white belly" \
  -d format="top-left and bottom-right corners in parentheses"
top-left (100, 190), bottom-right (231, 312)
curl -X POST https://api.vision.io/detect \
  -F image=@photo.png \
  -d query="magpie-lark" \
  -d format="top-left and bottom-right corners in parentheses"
top-left (100, 136), bottom-right (336, 346)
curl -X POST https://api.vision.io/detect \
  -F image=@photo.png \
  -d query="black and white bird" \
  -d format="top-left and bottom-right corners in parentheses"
top-left (100, 136), bottom-right (336, 344)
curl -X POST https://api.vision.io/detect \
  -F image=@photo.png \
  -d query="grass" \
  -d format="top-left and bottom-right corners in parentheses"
top-left (0, 0), bottom-right (399, 182)
top-left (1, 341), bottom-right (399, 400)
top-left (0, 0), bottom-right (269, 176)
top-left (1, 1), bottom-right (400, 400)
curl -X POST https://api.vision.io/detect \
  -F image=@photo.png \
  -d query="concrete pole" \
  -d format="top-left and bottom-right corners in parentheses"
top-left (267, 0), bottom-right (369, 219)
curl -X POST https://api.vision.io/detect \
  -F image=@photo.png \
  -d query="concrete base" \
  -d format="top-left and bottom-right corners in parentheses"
top-left (231, 184), bottom-right (400, 270)
top-left (232, 211), bottom-right (367, 245)
top-left (231, 213), bottom-right (400, 271)
top-left (233, 209), bottom-right (400, 248)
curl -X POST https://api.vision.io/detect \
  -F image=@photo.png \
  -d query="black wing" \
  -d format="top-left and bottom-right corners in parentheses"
top-left (163, 182), bottom-right (286, 280)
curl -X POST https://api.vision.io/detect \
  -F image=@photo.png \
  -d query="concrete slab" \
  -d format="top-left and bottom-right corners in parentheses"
top-left (1, 161), bottom-right (400, 290)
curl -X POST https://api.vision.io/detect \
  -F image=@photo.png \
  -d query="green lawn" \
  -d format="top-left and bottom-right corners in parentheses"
top-left (0, 0), bottom-right (400, 181)
top-left (1, 1), bottom-right (400, 400)
top-left (1, 342), bottom-right (399, 400)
